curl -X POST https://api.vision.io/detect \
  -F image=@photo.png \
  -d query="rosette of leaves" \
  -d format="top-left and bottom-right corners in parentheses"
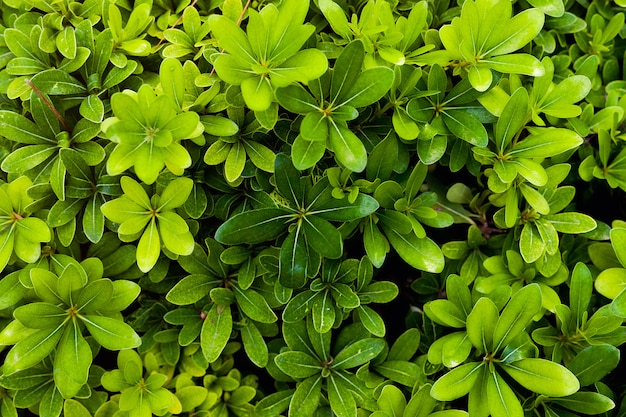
top-left (106, 3), bottom-right (154, 66)
top-left (102, 58), bottom-right (204, 185)
top-left (258, 319), bottom-right (385, 417)
top-left (282, 257), bottom-right (398, 335)
top-left (419, 0), bottom-right (545, 92)
top-left (0, 176), bottom-right (51, 272)
top-left (532, 262), bottom-right (626, 364)
top-left (100, 350), bottom-right (182, 417)
top-left (215, 154), bottom-right (379, 289)
top-left (428, 283), bottom-right (581, 417)
top-left (275, 40), bottom-right (394, 172)
top-left (100, 176), bottom-right (195, 272)
top-left (161, 6), bottom-right (212, 60)
top-left (46, 150), bottom-right (122, 245)
top-left (0, 90), bottom-right (102, 200)
top-left (0, 258), bottom-right (141, 399)
top-left (317, 0), bottom-right (431, 67)
top-left (166, 239), bottom-right (278, 367)
top-left (203, 107), bottom-right (277, 184)
top-left (208, 0), bottom-right (329, 112)
top-left (405, 66), bottom-right (490, 168)
top-left (364, 162), bottom-right (447, 272)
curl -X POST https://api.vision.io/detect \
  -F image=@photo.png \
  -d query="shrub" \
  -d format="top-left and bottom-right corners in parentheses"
top-left (0, 0), bottom-right (625, 416)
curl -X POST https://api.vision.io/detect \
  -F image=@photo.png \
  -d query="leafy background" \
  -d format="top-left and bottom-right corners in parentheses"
top-left (0, 0), bottom-right (626, 416)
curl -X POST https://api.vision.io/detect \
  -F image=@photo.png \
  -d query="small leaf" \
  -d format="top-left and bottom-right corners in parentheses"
top-left (493, 283), bottom-right (542, 351)
top-left (333, 338), bottom-right (385, 370)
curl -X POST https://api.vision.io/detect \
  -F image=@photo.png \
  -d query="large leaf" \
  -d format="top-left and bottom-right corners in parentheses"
top-left (493, 283), bottom-right (542, 351)
top-left (201, 303), bottom-right (232, 362)
top-left (501, 358), bottom-right (579, 396)
top-left (383, 227), bottom-right (444, 273)
top-left (54, 322), bottom-right (91, 398)
top-left (486, 370), bottom-right (523, 417)
top-left (332, 338), bottom-right (385, 370)
top-left (508, 128), bottom-right (582, 158)
top-left (430, 362), bottom-right (483, 401)
top-left (442, 109), bottom-right (488, 147)
top-left (81, 315), bottom-right (141, 350)
top-left (275, 351), bottom-right (322, 379)
top-left (302, 215), bottom-right (343, 259)
top-left (3, 325), bottom-right (65, 374)
top-left (215, 208), bottom-right (293, 245)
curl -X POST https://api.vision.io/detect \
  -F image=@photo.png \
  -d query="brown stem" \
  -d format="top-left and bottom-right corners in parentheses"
top-left (25, 78), bottom-right (72, 134)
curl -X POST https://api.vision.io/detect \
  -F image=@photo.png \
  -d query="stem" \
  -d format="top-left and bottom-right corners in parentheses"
top-left (24, 79), bottom-right (72, 134)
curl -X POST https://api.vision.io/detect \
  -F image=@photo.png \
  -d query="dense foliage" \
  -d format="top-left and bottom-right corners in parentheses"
top-left (0, 0), bottom-right (625, 416)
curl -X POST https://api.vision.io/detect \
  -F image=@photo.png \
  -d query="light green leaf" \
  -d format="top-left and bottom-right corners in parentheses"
top-left (430, 362), bottom-right (483, 401)
top-left (327, 373), bottom-right (356, 417)
top-left (3, 325), bottom-right (65, 374)
top-left (288, 375), bottom-right (322, 417)
top-left (81, 315), bottom-right (141, 350)
top-left (486, 371), bottom-right (523, 417)
top-left (241, 76), bottom-right (274, 112)
top-left (442, 109), bottom-right (488, 147)
top-left (545, 212), bottom-right (597, 234)
top-left (292, 135), bottom-right (326, 170)
top-left (136, 219), bottom-right (160, 273)
top-left (508, 128), bottom-right (582, 158)
top-left (501, 358), bottom-right (579, 396)
top-left (484, 54), bottom-right (544, 77)
top-left (466, 297), bottom-right (498, 352)
top-left (549, 392), bottom-right (615, 414)
top-left (54, 322), bottom-right (91, 398)
top-left (160, 58), bottom-right (185, 111)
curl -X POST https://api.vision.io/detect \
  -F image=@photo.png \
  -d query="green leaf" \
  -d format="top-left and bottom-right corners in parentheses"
top-left (275, 351), bottom-right (322, 378)
top-left (158, 177), bottom-right (193, 211)
top-left (566, 344), bottom-right (620, 386)
top-left (215, 208), bottom-right (292, 245)
top-left (244, 140), bottom-right (276, 173)
top-left (383, 227), bottom-right (444, 273)
top-left (80, 315), bottom-right (141, 350)
top-left (136, 219), bottom-right (160, 273)
top-left (520, 222), bottom-right (545, 263)
top-left (311, 291), bottom-right (335, 333)
top-left (328, 120), bottom-right (367, 173)
top-left (1, 111), bottom-right (51, 146)
top-left (201, 303), bottom-right (232, 362)
top-left (79, 95), bottom-right (105, 123)
top-left (279, 227), bottom-right (309, 289)
top-left (241, 322), bottom-right (269, 367)
top-left (302, 215), bottom-right (343, 259)
top-left (232, 285), bottom-right (277, 323)
top-left (611, 228), bottom-right (626, 267)
top-left (339, 67), bottom-right (395, 108)
top-left (468, 65), bottom-right (492, 92)
top-left (160, 58), bottom-right (185, 111)
top-left (54, 322), bottom-right (91, 398)
top-left (508, 128), bottom-right (582, 158)
top-left (327, 373), bottom-right (356, 417)
top-left (292, 135), bottom-right (326, 170)
top-left (549, 392), bottom-right (615, 414)
top-left (1, 145), bottom-right (56, 173)
top-left (442, 109), bottom-right (488, 147)
top-left (14, 302), bottom-right (66, 329)
top-left (166, 274), bottom-right (218, 305)
top-left (333, 338), bottom-right (385, 370)
top-left (271, 49), bottom-right (328, 87)
top-left (255, 390), bottom-right (295, 417)
top-left (29, 69), bottom-right (87, 94)
top-left (64, 399), bottom-right (94, 417)
top-left (486, 370), bottom-right (523, 417)
top-left (545, 212), bottom-right (597, 234)
top-left (496, 87), bottom-right (528, 153)
top-left (318, 0), bottom-right (351, 39)
top-left (569, 262), bottom-right (592, 328)
top-left (357, 305), bottom-right (386, 337)
top-left (331, 41), bottom-right (365, 104)
top-left (483, 54), bottom-right (544, 77)
top-left (493, 283), bottom-right (542, 351)
top-left (275, 84), bottom-right (319, 115)
top-left (289, 375), bottom-right (322, 417)
top-left (241, 76), bottom-right (274, 112)
top-left (430, 362), bottom-right (483, 401)
top-left (466, 297), bottom-right (498, 352)
top-left (3, 325), bottom-right (65, 374)
top-left (501, 358), bottom-right (579, 396)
